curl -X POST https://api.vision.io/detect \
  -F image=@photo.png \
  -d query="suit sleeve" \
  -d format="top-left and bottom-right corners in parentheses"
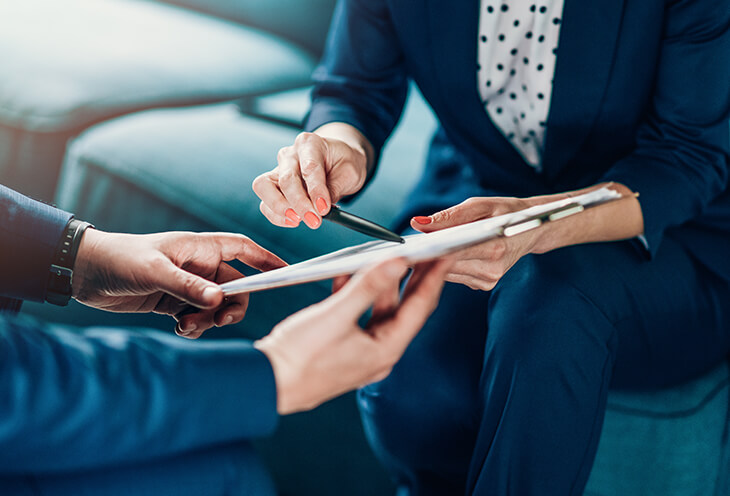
top-left (0, 316), bottom-right (278, 474)
top-left (304, 0), bottom-right (409, 176)
top-left (602, 0), bottom-right (730, 255)
top-left (0, 185), bottom-right (73, 302)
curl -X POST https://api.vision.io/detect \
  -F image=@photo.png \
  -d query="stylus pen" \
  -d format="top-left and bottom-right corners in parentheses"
top-left (323, 205), bottom-right (405, 243)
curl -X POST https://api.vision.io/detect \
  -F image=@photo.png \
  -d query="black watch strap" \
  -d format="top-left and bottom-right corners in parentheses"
top-left (46, 219), bottom-right (94, 306)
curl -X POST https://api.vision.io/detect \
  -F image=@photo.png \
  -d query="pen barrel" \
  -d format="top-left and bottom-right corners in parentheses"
top-left (325, 208), bottom-right (404, 243)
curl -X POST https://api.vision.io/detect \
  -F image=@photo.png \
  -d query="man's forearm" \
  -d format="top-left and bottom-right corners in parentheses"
top-left (0, 185), bottom-right (72, 302)
top-left (0, 318), bottom-right (278, 474)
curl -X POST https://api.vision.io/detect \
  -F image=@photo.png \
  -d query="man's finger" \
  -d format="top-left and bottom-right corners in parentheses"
top-left (213, 263), bottom-right (250, 327)
top-left (151, 259), bottom-right (223, 310)
top-left (370, 260), bottom-right (450, 350)
top-left (210, 233), bottom-right (287, 272)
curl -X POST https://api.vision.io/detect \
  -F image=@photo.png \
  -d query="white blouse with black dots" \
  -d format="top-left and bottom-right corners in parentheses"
top-left (477, 1), bottom-right (564, 170)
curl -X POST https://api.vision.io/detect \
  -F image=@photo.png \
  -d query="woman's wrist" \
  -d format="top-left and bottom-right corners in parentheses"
top-left (525, 182), bottom-right (644, 255)
top-left (315, 122), bottom-right (374, 183)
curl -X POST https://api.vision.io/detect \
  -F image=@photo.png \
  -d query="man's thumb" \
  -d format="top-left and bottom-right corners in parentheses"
top-left (153, 261), bottom-right (223, 309)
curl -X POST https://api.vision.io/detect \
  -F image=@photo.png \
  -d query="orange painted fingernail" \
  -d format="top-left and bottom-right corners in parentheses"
top-left (304, 212), bottom-right (321, 228)
top-left (285, 218), bottom-right (297, 227)
top-left (413, 216), bottom-right (432, 225)
top-left (316, 197), bottom-right (328, 215)
top-left (285, 209), bottom-right (301, 223)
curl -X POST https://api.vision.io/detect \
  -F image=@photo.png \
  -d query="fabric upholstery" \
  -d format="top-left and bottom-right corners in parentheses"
top-left (586, 361), bottom-right (730, 495)
top-left (154, 0), bottom-right (338, 56)
top-left (0, 0), bottom-right (318, 199)
top-left (0, 0), bottom-right (314, 132)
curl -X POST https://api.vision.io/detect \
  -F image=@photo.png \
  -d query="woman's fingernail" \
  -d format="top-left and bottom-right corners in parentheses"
top-left (316, 197), bottom-right (328, 215)
top-left (181, 322), bottom-right (197, 334)
top-left (285, 218), bottom-right (297, 227)
top-left (225, 315), bottom-right (234, 325)
top-left (285, 209), bottom-right (301, 223)
top-left (304, 212), bottom-right (321, 228)
top-left (413, 216), bottom-right (432, 225)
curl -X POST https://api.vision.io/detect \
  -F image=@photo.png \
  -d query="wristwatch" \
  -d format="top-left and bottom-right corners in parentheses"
top-left (46, 218), bottom-right (94, 306)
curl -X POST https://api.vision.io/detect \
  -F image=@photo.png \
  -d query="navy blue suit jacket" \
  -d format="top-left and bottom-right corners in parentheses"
top-left (0, 185), bottom-right (277, 473)
top-left (306, 0), bottom-right (730, 278)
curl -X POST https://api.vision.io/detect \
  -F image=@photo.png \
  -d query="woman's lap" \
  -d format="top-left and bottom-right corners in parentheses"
top-left (359, 234), bottom-right (730, 493)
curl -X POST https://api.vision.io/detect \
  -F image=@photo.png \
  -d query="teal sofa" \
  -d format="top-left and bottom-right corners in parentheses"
top-left (2, 1), bottom-right (729, 494)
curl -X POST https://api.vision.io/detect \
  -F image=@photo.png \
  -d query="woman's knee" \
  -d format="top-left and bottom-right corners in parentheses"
top-left (487, 258), bottom-right (618, 366)
top-left (358, 284), bottom-right (488, 469)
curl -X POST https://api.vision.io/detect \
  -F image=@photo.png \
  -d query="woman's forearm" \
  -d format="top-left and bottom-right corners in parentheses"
top-left (527, 182), bottom-right (645, 255)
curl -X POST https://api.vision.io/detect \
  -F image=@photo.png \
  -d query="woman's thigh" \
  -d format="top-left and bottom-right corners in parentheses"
top-left (358, 280), bottom-right (490, 477)
top-left (493, 237), bottom-right (730, 390)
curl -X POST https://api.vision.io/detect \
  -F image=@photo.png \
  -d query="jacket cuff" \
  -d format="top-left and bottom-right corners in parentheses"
top-left (0, 185), bottom-right (73, 302)
top-left (601, 156), bottom-right (706, 259)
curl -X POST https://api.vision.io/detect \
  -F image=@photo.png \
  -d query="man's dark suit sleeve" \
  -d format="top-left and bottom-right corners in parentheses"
top-left (0, 316), bottom-right (278, 474)
top-left (0, 184), bottom-right (73, 302)
top-left (0, 185), bottom-right (278, 472)
top-left (602, 0), bottom-right (730, 255)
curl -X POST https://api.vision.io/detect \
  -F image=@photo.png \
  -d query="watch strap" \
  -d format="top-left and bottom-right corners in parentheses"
top-left (46, 219), bottom-right (94, 306)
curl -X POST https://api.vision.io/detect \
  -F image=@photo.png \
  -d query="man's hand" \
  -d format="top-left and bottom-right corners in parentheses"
top-left (72, 230), bottom-right (286, 338)
top-left (254, 258), bottom-right (451, 415)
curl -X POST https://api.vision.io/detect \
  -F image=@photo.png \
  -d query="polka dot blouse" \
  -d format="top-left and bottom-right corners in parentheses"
top-left (478, 1), bottom-right (564, 170)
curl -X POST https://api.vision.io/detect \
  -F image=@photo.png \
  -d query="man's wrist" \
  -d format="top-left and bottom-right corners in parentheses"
top-left (70, 228), bottom-right (102, 300)
top-left (254, 340), bottom-right (299, 415)
top-left (46, 219), bottom-right (94, 306)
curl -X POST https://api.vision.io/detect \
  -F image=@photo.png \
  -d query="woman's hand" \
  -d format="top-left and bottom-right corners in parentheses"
top-left (410, 196), bottom-right (539, 291)
top-left (72, 230), bottom-right (286, 338)
top-left (408, 183), bottom-right (644, 291)
top-left (254, 258), bottom-right (451, 415)
top-left (252, 123), bottom-right (374, 229)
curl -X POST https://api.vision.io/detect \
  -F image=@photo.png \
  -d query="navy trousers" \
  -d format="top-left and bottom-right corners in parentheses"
top-left (358, 235), bottom-right (730, 495)
top-left (0, 442), bottom-right (275, 496)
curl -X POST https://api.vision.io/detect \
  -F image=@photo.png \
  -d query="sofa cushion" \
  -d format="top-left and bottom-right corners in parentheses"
top-left (585, 361), bottom-right (730, 495)
top-left (155, 0), bottom-right (338, 56)
top-left (0, 0), bottom-right (315, 133)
